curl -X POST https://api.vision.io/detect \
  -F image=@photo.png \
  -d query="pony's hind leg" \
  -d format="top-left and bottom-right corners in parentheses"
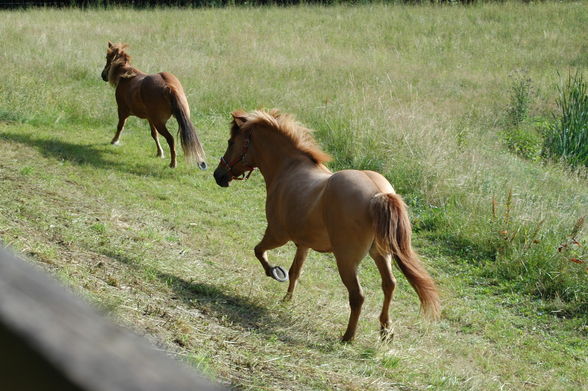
top-left (152, 121), bottom-right (176, 168)
top-left (331, 242), bottom-right (368, 342)
top-left (369, 246), bottom-right (397, 341)
top-left (149, 122), bottom-right (165, 158)
top-left (283, 245), bottom-right (309, 301)
top-left (335, 258), bottom-right (365, 343)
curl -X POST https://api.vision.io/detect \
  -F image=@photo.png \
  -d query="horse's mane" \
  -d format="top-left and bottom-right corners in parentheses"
top-left (106, 43), bottom-right (138, 86)
top-left (241, 109), bottom-right (332, 165)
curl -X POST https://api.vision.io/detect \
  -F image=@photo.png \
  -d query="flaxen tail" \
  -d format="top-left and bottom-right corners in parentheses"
top-left (168, 87), bottom-right (206, 168)
top-left (370, 193), bottom-right (440, 320)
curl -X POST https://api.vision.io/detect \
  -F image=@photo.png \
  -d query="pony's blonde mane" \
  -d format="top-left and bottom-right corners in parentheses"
top-left (244, 109), bottom-right (332, 165)
top-left (106, 43), bottom-right (138, 86)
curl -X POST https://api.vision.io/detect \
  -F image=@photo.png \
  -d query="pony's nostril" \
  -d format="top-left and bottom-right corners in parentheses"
top-left (199, 162), bottom-right (208, 170)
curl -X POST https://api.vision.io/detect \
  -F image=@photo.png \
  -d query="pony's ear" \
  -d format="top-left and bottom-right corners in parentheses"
top-left (231, 110), bottom-right (248, 128)
top-left (108, 41), bottom-right (113, 48)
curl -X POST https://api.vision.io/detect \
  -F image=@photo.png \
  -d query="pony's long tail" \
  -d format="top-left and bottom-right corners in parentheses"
top-left (370, 193), bottom-right (440, 320)
top-left (168, 87), bottom-right (206, 168)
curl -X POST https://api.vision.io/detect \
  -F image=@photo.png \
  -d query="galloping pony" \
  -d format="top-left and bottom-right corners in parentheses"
top-left (101, 42), bottom-right (206, 169)
top-left (213, 109), bottom-right (440, 342)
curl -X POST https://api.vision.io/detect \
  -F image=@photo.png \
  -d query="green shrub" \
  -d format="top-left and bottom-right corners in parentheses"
top-left (544, 72), bottom-right (588, 167)
top-left (502, 124), bottom-right (543, 161)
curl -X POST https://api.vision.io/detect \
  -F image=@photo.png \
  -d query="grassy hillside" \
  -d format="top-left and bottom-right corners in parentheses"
top-left (1, 3), bottom-right (587, 390)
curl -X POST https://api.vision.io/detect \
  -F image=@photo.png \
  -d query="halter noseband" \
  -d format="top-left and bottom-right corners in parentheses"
top-left (219, 135), bottom-right (256, 181)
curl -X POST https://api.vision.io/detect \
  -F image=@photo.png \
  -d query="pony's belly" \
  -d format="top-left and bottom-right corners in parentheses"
top-left (128, 106), bottom-right (148, 119)
top-left (291, 230), bottom-right (332, 253)
top-left (293, 239), bottom-right (331, 253)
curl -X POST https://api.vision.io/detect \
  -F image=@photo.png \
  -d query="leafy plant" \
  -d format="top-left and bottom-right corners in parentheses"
top-left (505, 72), bottom-right (533, 128)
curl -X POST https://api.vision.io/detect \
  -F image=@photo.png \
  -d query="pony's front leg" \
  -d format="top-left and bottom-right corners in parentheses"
top-left (283, 246), bottom-right (309, 301)
top-left (111, 113), bottom-right (128, 145)
top-left (254, 230), bottom-right (288, 282)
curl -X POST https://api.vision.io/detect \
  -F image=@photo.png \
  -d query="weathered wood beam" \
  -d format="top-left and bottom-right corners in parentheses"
top-left (0, 247), bottom-right (226, 391)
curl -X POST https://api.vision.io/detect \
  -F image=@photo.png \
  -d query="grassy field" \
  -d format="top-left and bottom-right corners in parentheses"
top-left (1, 2), bottom-right (587, 390)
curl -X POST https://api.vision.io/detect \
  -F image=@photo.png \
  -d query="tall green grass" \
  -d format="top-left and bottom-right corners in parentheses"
top-left (544, 72), bottom-right (588, 167)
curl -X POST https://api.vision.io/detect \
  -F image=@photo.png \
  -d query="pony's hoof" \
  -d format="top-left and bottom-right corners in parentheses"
top-left (282, 292), bottom-right (293, 302)
top-left (380, 328), bottom-right (395, 343)
top-left (169, 162), bottom-right (177, 169)
top-left (111, 140), bottom-right (120, 145)
top-left (270, 266), bottom-right (288, 282)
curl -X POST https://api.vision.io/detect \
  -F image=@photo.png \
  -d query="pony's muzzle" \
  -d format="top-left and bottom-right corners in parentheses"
top-left (213, 168), bottom-right (230, 187)
top-left (198, 161), bottom-right (208, 170)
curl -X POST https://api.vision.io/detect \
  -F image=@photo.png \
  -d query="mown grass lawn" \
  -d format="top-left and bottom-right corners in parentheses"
top-left (1, 3), bottom-right (587, 390)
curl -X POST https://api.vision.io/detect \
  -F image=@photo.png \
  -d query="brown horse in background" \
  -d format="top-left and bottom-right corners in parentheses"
top-left (101, 42), bottom-right (206, 169)
top-left (213, 109), bottom-right (440, 342)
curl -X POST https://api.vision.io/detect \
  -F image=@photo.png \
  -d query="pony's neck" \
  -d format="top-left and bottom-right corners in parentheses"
top-left (109, 61), bottom-right (140, 87)
top-left (252, 127), bottom-right (325, 188)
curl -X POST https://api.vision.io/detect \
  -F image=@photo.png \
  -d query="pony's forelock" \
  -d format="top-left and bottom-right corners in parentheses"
top-left (105, 43), bottom-right (137, 86)
top-left (107, 42), bottom-right (130, 56)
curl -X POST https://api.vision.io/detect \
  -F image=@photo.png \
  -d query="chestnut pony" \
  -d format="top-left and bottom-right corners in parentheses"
top-left (101, 42), bottom-right (206, 169)
top-left (213, 109), bottom-right (440, 342)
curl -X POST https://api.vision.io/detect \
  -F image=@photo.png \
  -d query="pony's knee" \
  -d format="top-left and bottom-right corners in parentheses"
top-left (348, 289), bottom-right (365, 309)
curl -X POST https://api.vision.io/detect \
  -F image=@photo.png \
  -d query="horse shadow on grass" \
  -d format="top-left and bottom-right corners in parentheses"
top-left (101, 248), bottom-right (306, 346)
top-left (158, 270), bottom-right (340, 349)
top-left (1, 131), bottom-right (176, 178)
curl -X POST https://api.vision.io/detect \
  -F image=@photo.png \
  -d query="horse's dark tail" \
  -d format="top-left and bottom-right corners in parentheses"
top-left (168, 87), bottom-right (206, 169)
top-left (370, 193), bottom-right (440, 320)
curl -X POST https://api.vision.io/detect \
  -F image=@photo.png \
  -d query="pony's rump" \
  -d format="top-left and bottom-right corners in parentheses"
top-left (370, 193), bottom-right (441, 320)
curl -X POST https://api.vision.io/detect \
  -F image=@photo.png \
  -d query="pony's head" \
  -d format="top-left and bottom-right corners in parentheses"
top-left (101, 41), bottom-right (132, 85)
top-left (213, 110), bottom-right (257, 187)
top-left (214, 109), bottom-right (331, 187)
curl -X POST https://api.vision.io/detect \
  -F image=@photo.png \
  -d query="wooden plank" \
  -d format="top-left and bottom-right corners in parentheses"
top-left (0, 247), bottom-right (225, 391)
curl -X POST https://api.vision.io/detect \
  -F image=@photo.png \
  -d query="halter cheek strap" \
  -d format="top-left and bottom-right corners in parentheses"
top-left (219, 136), bottom-right (256, 181)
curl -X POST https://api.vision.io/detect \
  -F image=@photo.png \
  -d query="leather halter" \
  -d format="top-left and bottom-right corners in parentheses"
top-left (219, 135), bottom-right (256, 181)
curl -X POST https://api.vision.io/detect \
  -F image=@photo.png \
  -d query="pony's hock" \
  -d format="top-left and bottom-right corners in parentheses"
top-left (270, 266), bottom-right (288, 282)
